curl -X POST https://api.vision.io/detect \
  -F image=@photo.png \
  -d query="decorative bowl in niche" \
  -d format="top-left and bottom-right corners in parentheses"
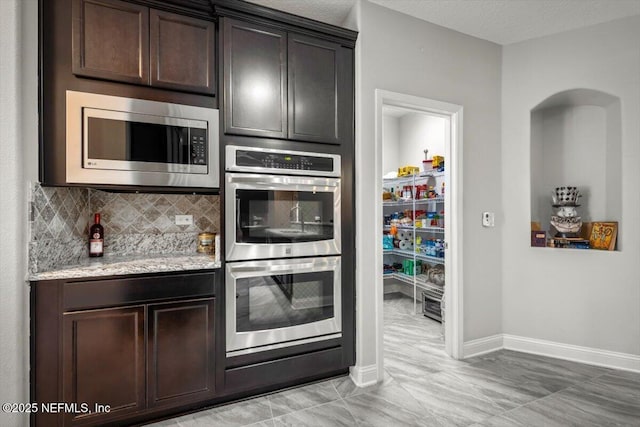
top-left (552, 186), bottom-right (581, 205)
top-left (556, 206), bottom-right (578, 218)
top-left (550, 215), bottom-right (582, 234)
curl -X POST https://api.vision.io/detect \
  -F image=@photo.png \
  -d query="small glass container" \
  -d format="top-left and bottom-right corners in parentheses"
top-left (197, 232), bottom-right (215, 254)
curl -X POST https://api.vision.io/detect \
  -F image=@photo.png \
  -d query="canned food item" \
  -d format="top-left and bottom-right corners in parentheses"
top-left (197, 232), bottom-right (215, 254)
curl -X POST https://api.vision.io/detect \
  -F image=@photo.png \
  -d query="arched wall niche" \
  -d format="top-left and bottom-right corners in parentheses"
top-left (530, 88), bottom-right (622, 249)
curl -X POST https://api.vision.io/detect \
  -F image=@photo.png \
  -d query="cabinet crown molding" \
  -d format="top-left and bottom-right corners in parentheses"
top-left (212, 0), bottom-right (358, 46)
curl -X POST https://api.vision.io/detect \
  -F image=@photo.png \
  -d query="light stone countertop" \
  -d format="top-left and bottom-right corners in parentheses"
top-left (28, 253), bottom-right (221, 281)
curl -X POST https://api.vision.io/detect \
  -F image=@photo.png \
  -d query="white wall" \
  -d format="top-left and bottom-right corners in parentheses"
top-left (382, 115), bottom-right (400, 175)
top-left (0, 0), bottom-right (31, 425)
top-left (382, 112), bottom-right (446, 175)
top-left (532, 105), bottom-right (612, 226)
top-left (354, 0), bottom-right (503, 373)
top-left (398, 113), bottom-right (446, 167)
top-left (502, 16), bottom-right (640, 356)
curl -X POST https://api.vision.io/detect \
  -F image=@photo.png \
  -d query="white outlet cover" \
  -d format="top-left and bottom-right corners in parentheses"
top-left (482, 212), bottom-right (495, 227)
top-left (175, 215), bottom-right (193, 226)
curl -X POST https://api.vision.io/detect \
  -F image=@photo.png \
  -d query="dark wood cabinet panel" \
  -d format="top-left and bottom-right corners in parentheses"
top-left (288, 34), bottom-right (340, 144)
top-left (72, 0), bottom-right (150, 84)
top-left (147, 298), bottom-right (216, 408)
top-left (63, 272), bottom-right (216, 311)
top-left (150, 10), bottom-right (215, 94)
top-left (221, 17), bottom-right (352, 145)
top-left (223, 18), bottom-right (287, 138)
top-left (72, 0), bottom-right (216, 95)
top-left (62, 306), bottom-right (145, 425)
top-left (33, 272), bottom-right (218, 425)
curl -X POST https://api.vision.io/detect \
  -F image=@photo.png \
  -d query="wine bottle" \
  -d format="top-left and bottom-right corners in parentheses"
top-left (89, 213), bottom-right (104, 257)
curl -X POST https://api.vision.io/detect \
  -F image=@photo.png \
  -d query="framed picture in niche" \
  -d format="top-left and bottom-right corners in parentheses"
top-left (589, 222), bottom-right (618, 251)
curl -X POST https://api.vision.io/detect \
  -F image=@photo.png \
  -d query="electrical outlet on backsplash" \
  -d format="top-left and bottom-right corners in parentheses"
top-left (28, 183), bottom-right (220, 274)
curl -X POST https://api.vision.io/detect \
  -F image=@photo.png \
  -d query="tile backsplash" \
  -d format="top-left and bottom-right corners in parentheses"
top-left (29, 185), bottom-right (90, 274)
top-left (91, 191), bottom-right (219, 235)
top-left (29, 183), bottom-right (220, 273)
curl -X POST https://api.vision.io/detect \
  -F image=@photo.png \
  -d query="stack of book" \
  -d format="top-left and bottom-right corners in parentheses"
top-left (549, 237), bottom-right (590, 249)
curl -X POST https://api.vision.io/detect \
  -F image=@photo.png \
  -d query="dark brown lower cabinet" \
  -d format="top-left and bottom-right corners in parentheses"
top-left (59, 298), bottom-right (216, 426)
top-left (148, 299), bottom-right (216, 408)
top-left (62, 306), bottom-right (145, 426)
top-left (31, 272), bottom-right (218, 426)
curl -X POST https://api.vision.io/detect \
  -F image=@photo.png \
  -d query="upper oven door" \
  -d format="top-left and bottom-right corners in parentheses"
top-left (226, 173), bottom-right (341, 261)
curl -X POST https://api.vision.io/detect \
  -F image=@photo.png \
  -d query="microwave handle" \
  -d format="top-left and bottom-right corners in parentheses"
top-left (236, 198), bottom-right (242, 236)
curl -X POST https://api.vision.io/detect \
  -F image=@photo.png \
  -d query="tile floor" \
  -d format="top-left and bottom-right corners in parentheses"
top-left (149, 293), bottom-right (640, 426)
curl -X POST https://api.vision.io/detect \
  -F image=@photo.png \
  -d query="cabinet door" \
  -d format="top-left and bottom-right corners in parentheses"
top-left (62, 306), bottom-right (145, 426)
top-left (72, 0), bottom-right (149, 84)
top-left (150, 10), bottom-right (215, 95)
top-left (147, 298), bottom-right (216, 408)
top-left (223, 18), bottom-right (287, 138)
top-left (288, 33), bottom-right (341, 144)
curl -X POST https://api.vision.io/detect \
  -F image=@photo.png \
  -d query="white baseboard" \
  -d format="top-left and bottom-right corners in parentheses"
top-left (383, 283), bottom-right (403, 295)
top-left (462, 333), bottom-right (640, 372)
top-left (503, 334), bottom-right (640, 373)
top-left (463, 334), bottom-right (504, 358)
top-left (349, 364), bottom-right (379, 387)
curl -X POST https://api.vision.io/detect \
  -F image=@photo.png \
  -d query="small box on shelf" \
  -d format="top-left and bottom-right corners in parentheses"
top-left (588, 221), bottom-right (618, 251)
top-left (531, 230), bottom-right (547, 247)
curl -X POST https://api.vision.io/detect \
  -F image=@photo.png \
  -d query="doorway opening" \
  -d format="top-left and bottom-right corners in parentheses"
top-left (374, 90), bottom-right (463, 381)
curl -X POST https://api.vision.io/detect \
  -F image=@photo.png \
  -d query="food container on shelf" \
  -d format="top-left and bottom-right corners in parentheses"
top-left (432, 156), bottom-right (444, 169)
top-left (197, 232), bottom-right (215, 254)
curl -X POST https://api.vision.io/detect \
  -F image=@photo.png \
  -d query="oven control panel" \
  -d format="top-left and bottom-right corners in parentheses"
top-left (228, 146), bottom-right (340, 177)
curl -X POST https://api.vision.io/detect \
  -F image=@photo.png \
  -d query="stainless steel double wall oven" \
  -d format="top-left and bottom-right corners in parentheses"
top-left (225, 145), bottom-right (342, 357)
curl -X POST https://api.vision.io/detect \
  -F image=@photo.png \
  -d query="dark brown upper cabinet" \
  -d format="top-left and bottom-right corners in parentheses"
top-left (72, 0), bottom-right (215, 95)
top-left (223, 18), bottom-right (287, 138)
top-left (72, 0), bottom-right (150, 85)
top-left (150, 10), bottom-right (215, 94)
top-left (222, 17), bottom-right (351, 145)
top-left (288, 34), bottom-right (341, 144)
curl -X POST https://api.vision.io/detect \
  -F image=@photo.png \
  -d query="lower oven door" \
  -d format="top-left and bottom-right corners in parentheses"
top-left (226, 256), bottom-right (342, 357)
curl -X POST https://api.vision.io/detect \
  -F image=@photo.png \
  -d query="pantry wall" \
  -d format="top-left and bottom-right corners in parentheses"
top-left (381, 105), bottom-right (450, 335)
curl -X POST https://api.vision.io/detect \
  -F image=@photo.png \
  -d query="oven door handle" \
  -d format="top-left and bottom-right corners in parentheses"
top-left (228, 263), bottom-right (316, 274)
top-left (227, 174), bottom-right (340, 187)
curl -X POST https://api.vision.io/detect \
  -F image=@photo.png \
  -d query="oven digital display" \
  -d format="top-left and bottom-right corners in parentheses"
top-left (235, 150), bottom-right (334, 172)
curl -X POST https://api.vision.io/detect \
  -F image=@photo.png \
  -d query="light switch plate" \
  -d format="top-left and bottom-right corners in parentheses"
top-left (175, 214), bottom-right (193, 226)
top-left (482, 212), bottom-right (495, 227)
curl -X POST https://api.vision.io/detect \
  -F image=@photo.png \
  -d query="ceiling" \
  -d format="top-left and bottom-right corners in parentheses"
top-left (244, 0), bottom-right (640, 45)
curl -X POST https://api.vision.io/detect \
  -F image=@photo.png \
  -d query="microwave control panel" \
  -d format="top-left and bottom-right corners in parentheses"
top-left (189, 128), bottom-right (207, 165)
top-left (235, 150), bottom-right (334, 172)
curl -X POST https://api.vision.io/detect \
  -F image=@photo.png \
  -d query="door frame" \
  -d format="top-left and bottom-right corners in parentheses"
top-left (373, 90), bottom-right (464, 379)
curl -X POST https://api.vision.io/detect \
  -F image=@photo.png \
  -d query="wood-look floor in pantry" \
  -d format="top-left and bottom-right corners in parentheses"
top-left (149, 293), bottom-right (640, 426)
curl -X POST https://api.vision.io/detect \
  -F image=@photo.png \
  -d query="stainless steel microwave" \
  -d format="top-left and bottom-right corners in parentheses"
top-left (66, 90), bottom-right (219, 188)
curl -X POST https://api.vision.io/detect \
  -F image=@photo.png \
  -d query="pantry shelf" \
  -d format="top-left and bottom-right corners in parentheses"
top-left (383, 272), bottom-right (444, 295)
top-left (383, 171), bottom-right (445, 186)
top-left (384, 248), bottom-right (445, 265)
top-left (382, 165), bottom-right (446, 319)
top-left (383, 197), bottom-right (444, 207)
top-left (383, 225), bottom-right (444, 233)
